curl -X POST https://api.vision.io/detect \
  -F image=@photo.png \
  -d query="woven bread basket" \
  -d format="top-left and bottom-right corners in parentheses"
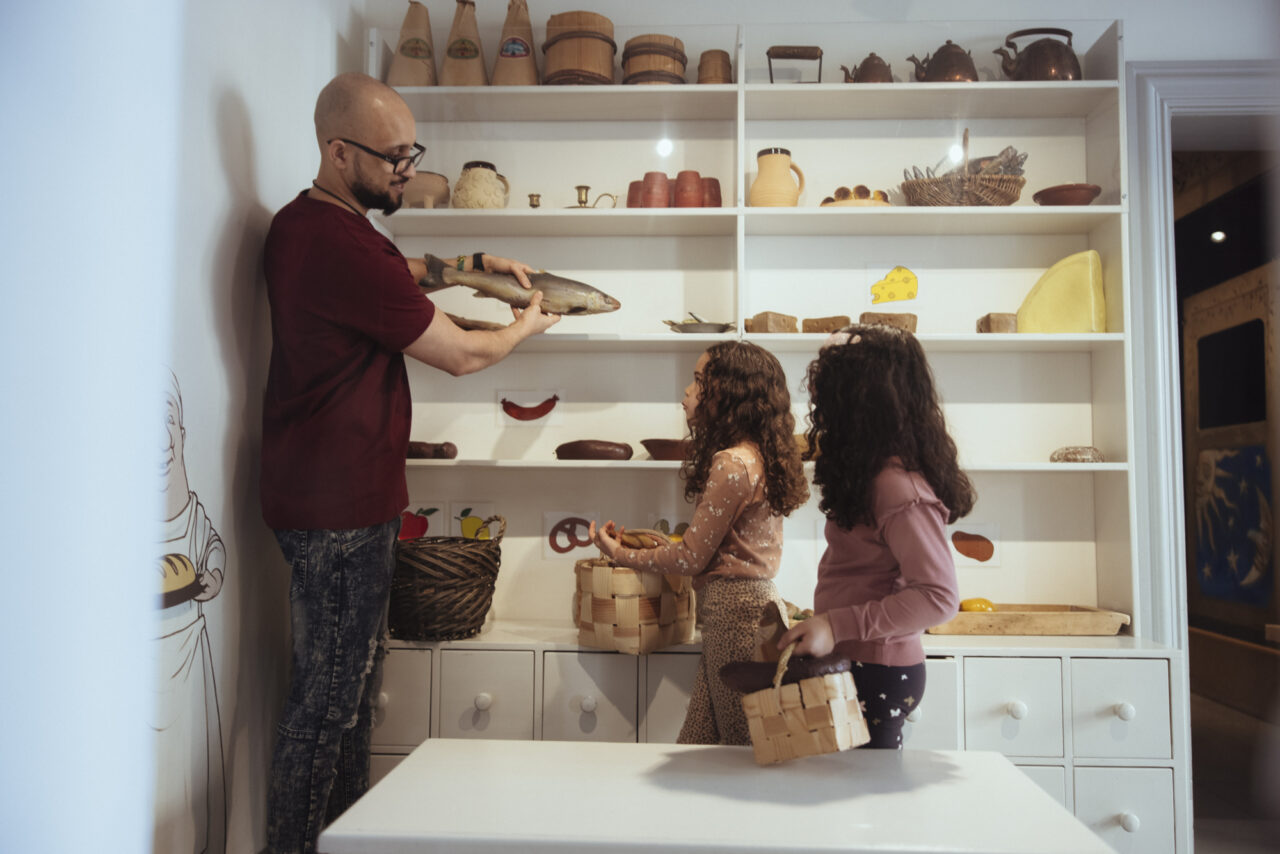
top-left (900, 129), bottom-right (1025, 207)
top-left (389, 515), bottom-right (505, 641)
top-left (741, 642), bottom-right (870, 765)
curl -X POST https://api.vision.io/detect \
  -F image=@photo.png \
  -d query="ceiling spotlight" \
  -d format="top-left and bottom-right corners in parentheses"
top-left (655, 138), bottom-right (674, 157)
top-left (1210, 231), bottom-right (1227, 243)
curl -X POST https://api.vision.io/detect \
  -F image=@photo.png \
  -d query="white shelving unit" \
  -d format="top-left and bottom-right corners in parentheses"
top-left (366, 18), bottom-right (1189, 852)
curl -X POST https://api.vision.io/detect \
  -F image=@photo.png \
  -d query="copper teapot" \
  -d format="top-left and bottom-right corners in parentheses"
top-left (906, 40), bottom-right (978, 82)
top-left (840, 52), bottom-right (893, 83)
top-left (994, 28), bottom-right (1082, 81)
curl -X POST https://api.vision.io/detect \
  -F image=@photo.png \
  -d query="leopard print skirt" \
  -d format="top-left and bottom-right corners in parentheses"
top-left (677, 576), bottom-right (783, 746)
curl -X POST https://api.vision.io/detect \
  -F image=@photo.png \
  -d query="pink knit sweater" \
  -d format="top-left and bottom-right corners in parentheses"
top-left (815, 461), bottom-right (960, 667)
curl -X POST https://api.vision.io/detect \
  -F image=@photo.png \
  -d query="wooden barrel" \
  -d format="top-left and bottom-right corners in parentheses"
top-left (622, 33), bottom-right (687, 85)
top-left (542, 10), bottom-right (615, 85)
top-left (697, 48), bottom-right (733, 83)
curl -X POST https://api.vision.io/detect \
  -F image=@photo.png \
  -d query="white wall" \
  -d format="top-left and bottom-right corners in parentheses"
top-left (1, 2), bottom-right (1275, 854)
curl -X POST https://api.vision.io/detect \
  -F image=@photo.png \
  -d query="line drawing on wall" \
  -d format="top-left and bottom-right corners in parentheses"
top-left (155, 368), bottom-right (227, 853)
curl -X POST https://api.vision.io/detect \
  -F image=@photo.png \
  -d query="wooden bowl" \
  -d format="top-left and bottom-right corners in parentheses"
top-left (640, 438), bottom-right (690, 460)
top-left (1032, 183), bottom-right (1101, 206)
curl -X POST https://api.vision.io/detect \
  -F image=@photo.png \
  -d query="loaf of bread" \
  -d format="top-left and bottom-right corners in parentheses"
top-left (407, 441), bottom-right (458, 459)
top-left (554, 439), bottom-right (634, 460)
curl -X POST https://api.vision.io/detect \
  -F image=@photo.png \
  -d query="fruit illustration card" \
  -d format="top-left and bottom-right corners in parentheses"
top-left (947, 521), bottom-right (1001, 567)
top-left (399, 501), bottom-right (445, 540)
top-left (450, 501), bottom-right (497, 539)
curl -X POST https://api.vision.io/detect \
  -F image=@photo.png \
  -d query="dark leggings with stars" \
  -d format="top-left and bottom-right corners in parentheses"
top-left (851, 660), bottom-right (927, 749)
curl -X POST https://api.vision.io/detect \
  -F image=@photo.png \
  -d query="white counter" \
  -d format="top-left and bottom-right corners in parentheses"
top-left (319, 740), bottom-right (1112, 853)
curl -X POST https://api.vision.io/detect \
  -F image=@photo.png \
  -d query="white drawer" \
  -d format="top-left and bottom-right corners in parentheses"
top-left (1074, 766), bottom-right (1175, 854)
top-left (1071, 658), bottom-right (1172, 759)
top-left (439, 649), bottom-right (535, 740)
top-left (964, 657), bottom-right (1063, 757)
top-left (902, 657), bottom-right (961, 750)
top-left (643, 652), bottom-right (699, 744)
top-left (372, 648), bottom-right (431, 751)
top-left (542, 651), bottom-right (638, 742)
top-left (1017, 764), bottom-right (1068, 810)
top-left (370, 753), bottom-right (406, 788)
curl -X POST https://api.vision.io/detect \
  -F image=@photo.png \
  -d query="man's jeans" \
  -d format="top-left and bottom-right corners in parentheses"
top-left (266, 518), bottom-right (399, 854)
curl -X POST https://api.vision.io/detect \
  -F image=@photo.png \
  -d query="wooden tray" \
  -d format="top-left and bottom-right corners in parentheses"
top-left (927, 604), bottom-right (1130, 636)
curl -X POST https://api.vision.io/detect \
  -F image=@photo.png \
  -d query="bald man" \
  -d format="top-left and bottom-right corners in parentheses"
top-left (261, 72), bottom-right (558, 854)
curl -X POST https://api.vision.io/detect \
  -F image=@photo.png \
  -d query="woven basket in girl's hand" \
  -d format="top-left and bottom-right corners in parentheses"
top-left (389, 516), bottom-right (505, 641)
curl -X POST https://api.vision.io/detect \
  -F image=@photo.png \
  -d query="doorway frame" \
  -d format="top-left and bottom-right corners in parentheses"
top-left (1126, 60), bottom-right (1280, 652)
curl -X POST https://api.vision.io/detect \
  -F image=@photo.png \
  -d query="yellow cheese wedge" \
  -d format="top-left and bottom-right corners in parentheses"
top-left (1016, 249), bottom-right (1106, 333)
top-left (870, 265), bottom-right (918, 304)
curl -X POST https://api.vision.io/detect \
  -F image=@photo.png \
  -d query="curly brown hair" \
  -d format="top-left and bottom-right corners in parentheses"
top-left (682, 341), bottom-right (809, 516)
top-left (804, 324), bottom-right (975, 529)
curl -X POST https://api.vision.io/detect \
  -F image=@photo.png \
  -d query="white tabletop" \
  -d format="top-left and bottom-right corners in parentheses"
top-left (319, 739), bottom-right (1110, 854)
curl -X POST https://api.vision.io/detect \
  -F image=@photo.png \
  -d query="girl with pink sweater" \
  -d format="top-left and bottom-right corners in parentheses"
top-left (780, 324), bottom-right (976, 748)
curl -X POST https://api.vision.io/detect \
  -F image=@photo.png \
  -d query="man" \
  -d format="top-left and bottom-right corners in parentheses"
top-left (260, 72), bottom-right (558, 854)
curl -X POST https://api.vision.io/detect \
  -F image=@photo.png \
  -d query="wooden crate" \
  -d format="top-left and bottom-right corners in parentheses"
top-left (742, 669), bottom-right (869, 765)
top-left (573, 558), bottom-right (695, 654)
top-left (927, 604), bottom-right (1130, 635)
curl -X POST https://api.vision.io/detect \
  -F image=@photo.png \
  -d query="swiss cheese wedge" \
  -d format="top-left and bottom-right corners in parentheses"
top-left (1016, 249), bottom-right (1105, 333)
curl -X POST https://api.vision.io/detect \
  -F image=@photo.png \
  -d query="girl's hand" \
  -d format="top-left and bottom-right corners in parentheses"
top-left (777, 613), bottom-right (835, 658)
top-left (588, 520), bottom-right (624, 561)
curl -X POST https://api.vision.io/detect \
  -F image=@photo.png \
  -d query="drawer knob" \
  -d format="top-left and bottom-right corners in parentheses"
top-left (1006, 700), bottom-right (1028, 720)
top-left (376, 691), bottom-right (390, 710)
top-left (1113, 702), bottom-right (1137, 721)
top-left (1119, 811), bottom-right (1141, 833)
top-left (473, 692), bottom-right (494, 711)
top-left (906, 707), bottom-right (922, 723)
top-left (580, 695), bottom-right (598, 714)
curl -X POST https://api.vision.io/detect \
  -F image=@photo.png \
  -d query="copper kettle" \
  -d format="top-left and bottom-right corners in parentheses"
top-left (994, 28), bottom-right (1082, 81)
top-left (906, 40), bottom-right (977, 82)
top-left (840, 52), bottom-right (893, 83)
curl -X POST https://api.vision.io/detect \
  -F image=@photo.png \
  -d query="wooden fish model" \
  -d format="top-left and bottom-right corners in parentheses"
top-left (418, 265), bottom-right (621, 316)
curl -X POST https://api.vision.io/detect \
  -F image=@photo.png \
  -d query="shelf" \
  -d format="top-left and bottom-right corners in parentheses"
top-left (514, 333), bottom-right (735, 353)
top-left (745, 333), bottom-right (1124, 354)
top-left (743, 206), bottom-right (1122, 236)
top-left (392, 84), bottom-right (739, 123)
top-left (378, 208), bottom-right (738, 238)
top-left (743, 81), bottom-right (1120, 121)
top-left (407, 459), bottom-right (1127, 473)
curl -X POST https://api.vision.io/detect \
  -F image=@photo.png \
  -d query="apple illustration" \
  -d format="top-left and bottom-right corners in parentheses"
top-left (399, 507), bottom-right (438, 540)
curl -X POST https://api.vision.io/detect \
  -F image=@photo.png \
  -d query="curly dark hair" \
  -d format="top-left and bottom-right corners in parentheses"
top-left (682, 341), bottom-right (809, 516)
top-left (804, 324), bottom-right (975, 529)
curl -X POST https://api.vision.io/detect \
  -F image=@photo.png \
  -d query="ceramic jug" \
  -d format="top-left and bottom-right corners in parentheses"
top-left (749, 147), bottom-right (804, 207)
top-left (452, 161), bottom-right (509, 208)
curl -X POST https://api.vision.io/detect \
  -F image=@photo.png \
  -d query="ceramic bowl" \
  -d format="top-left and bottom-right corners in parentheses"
top-left (640, 438), bottom-right (690, 461)
top-left (1032, 183), bottom-right (1101, 206)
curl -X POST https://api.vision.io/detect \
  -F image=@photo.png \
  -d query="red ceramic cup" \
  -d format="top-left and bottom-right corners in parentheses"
top-left (701, 176), bottom-right (722, 207)
top-left (675, 170), bottom-right (703, 207)
top-left (642, 171), bottom-right (670, 208)
top-left (626, 180), bottom-right (643, 208)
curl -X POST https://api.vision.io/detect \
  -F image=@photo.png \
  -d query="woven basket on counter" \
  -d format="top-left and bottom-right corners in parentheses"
top-left (741, 642), bottom-right (870, 766)
top-left (900, 128), bottom-right (1025, 207)
top-left (573, 551), bottom-right (696, 655)
top-left (389, 516), bottom-right (505, 641)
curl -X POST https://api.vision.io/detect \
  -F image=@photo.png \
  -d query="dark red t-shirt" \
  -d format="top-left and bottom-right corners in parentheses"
top-left (260, 191), bottom-right (435, 530)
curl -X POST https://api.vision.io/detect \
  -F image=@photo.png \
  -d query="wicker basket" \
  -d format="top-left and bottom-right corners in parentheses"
top-left (741, 643), bottom-right (870, 765)
top-left (573, 556), bottom-right (696, 655)
top-left (900, 129), bottom-right (1025, 207)
top-left (389, 516), bottom-right (505, 641)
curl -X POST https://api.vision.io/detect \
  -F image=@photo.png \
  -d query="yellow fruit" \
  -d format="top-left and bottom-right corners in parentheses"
top-left (460, 516), bottom-right (488, 539)
top-left (960, 597), bottom-right (995, 612)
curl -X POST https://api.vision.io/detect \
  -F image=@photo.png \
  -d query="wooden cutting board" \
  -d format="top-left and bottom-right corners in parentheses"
top-left (928, 604), bottom-right (1130, 636)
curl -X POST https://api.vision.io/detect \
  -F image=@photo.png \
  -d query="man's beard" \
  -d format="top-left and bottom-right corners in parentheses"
top-left (351, 167), bottom-right (404, 215)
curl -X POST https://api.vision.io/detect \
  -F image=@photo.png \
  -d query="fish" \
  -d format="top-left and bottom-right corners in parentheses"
top-left (419, 267), bottom-right (622, 316)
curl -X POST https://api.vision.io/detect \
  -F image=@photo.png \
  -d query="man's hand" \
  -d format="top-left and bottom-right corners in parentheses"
top-left (777, 613), bottom-right (835, 657)
top-left (482, 254), bottom-right (535, 289)
top-left (509, 290), bottom-right (560, 334)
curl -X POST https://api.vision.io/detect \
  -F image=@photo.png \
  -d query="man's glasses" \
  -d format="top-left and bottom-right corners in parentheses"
top-left (329, 138), bottom-right (426, 175)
